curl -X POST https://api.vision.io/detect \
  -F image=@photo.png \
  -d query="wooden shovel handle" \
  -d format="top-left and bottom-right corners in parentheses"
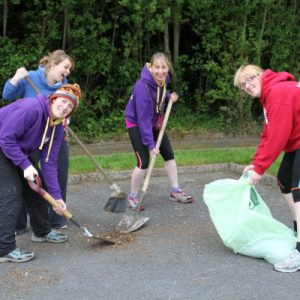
top-left (28, 177), bottom-right (73, 219)
top-left (141, 99), bottom-right (174, 194)
top-left (42, 191), bottom-right (73, 219)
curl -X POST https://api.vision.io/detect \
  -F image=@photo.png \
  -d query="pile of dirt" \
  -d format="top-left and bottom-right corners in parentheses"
top-left (87, 229), bottom-right (136, 248)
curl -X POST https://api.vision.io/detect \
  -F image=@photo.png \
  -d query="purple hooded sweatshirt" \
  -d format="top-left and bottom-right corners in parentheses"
top-left (125, 64), bottom-right (170, 151)
top-left (0, 95), bottom-right (64, 200)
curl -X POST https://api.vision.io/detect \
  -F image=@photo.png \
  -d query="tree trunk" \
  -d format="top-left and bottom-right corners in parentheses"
top-left (62, 6), bottom-right (68, 50)
top-left (173, 1), bottom-right (182, 66)
top-left (293, 0), bottom-right (297, 14)
top-left (41, 16), bottom-right (47, 38)
top-left (259, 5), bottom-right (268, 42)
top-left (3, 0), bottom-right (7, 37)
top-left (111, 18), bottom-right (117, 53)
top-left (164, 18), bottom-right (170, 59)
top-left (242, 0), bottom-right (249, 40)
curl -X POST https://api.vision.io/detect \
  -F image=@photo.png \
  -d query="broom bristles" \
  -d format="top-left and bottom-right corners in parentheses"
top-left (104, 193), bottom-right (127, 213)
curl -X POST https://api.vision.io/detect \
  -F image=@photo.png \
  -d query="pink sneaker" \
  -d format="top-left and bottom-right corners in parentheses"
top-left (127, 195), bottom-right (145, 211)
top-left (169, 189), bottom-right (193, 203)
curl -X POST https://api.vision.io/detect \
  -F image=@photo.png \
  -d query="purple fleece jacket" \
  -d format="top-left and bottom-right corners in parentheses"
top-left (125, 64), bottom-right (170, 151)
top-left (0, 95), bottom-right (64, 200)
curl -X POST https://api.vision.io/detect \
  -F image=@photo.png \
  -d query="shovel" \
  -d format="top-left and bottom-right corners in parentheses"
top-left (25, 76), bottom-right (127, 213)
top-left (28, 176), bottom-right (115, 244)
top-left (116, 99), bottom-right (174, 234)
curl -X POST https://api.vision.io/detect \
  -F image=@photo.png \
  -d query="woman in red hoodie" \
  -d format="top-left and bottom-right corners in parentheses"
top-left (234, 64), bottom-right (300, 273)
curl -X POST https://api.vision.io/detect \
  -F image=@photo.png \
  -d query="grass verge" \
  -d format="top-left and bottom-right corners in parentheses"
top-left (69, 147), bottom-right (282, 176)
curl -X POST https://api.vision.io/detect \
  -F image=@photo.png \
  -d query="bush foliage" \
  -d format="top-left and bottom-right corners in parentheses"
top-left (1, 0), bottom-right (300, 139)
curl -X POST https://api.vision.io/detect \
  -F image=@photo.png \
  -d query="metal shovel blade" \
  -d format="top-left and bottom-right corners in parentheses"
top-left (81, 225), bottom-right (115, 244)
top-left (116, 215), bottom-right (149, 234)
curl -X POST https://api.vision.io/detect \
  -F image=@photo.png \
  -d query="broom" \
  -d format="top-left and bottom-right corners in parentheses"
top-left (25, 76), bottom-right (127, 213)
top-left (67, 127), bottom-right (127, 213)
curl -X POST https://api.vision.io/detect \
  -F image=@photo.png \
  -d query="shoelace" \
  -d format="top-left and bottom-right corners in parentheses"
top-left (11, 248), bottom-right (26, 257)
top-left (173, 191), bottom-right (185, 196)
top-left (129, 196), bottom-right (139, 205)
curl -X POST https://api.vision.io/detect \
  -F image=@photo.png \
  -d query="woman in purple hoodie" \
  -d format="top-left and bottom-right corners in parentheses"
top-left (125, 52), bottom-right (193, 210)
top-left (0, 83), bottom-right (80, 263)
top-left (2, 50), bottom-right (74, 232)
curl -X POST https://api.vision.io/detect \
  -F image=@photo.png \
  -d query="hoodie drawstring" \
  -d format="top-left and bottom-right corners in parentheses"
top-left (156, 85), bottom-right (166, 113)
top-left (39, 117), bottom-right (49, 151)
top-left (46, 126), bottom-right (56, 162)
top-left (38, 116), bottom-right (62, 162)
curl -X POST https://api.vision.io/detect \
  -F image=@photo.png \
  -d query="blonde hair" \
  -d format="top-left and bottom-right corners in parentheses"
top-left (150, 52), bottom-right (171, 69)
top-left (234, 64), bottom-right (264, 87)
top-left (40, 50), bottom-right (74, 72)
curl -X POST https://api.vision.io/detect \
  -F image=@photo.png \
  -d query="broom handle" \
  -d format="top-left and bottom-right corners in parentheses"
top-left (25, 76), bottom-right (115, 187)
top-left (25, 76), bottom-right (40, 94)
top-left (137, 99), bottom-right (173, 210)
top-left (67, 127), bottom-right (114, 186)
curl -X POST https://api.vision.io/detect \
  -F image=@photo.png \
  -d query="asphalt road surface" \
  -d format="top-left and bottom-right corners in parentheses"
top-left (1, 167), bottom-right (300, 300)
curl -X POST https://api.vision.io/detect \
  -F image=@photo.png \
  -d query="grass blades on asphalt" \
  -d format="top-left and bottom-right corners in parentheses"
top-left (69, 147), bottom-right (283, 176)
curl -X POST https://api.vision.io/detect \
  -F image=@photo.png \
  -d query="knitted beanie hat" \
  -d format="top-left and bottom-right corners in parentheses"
top-left (49, 83), bottom-right (81, 112)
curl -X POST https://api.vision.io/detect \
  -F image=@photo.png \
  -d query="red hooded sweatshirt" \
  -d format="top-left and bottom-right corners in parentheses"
top-left (252, 69), bottom-right (300, 175)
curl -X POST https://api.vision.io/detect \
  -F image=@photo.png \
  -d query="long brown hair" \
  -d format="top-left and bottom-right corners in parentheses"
top-left (39, 50), bottom-right (74, 74)
top-left (150, 52), bottom-right (171, 69)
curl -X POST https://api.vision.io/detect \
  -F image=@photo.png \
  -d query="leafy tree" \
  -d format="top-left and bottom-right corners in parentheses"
top-left (1, 0), bottom-right (300, 137)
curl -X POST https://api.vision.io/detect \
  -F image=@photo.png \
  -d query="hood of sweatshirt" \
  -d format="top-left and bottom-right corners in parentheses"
top-left (36, 65), bottom-right (68, 90)
top-left (260, 69), bottom-right (295, 105)
top-left (140, 63), bottom-right (170, 89)
top-left (140, 64), bottom-right (170, 114)
top-left (0, 94), bottom-right (65, 199)
top-left (0, 94), bottom-right (63, 168)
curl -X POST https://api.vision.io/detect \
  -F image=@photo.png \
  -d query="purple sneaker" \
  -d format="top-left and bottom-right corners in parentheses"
top-left (169, 189), bottom-right (193, 203)
top-left (127, 195), bottom-right (145, 211)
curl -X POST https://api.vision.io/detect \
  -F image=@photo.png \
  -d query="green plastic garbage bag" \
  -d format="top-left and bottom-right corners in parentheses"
top-left (203, 175), bottom-right (296, 264)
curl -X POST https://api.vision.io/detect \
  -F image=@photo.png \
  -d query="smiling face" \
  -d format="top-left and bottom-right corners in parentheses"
top-left (47, 58), bottom-right (73, 85)
top-left (234, 65), bottom-right (264, 98)
top-left (149, 58), bottom-right (169, 84)
top-left (51, 97), bottom-right (74, 119)
top-left (238, 73), bottom-right (262, 98)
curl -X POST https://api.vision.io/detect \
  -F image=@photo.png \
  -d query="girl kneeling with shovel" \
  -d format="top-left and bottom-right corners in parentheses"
top-left (0, 84), bottom-right (81, 263)
top-left (125, 52), bottom-right (193, 211)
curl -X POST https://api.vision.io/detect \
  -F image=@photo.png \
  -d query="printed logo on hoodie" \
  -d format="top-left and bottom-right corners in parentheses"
top-left (263, 107), bottom-right (269, 127)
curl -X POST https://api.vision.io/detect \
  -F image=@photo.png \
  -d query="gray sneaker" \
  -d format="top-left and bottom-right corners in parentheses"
top-left (31, 229), bottom-right (68, 243)
top-left (0, 248), bottom-right (34, 263)
top-left (273, 249), bottom-right (300, 273)
top-left (169, 189), bottom-right (193, 203)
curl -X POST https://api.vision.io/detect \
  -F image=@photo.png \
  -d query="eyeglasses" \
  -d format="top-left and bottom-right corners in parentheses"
top-left (239, 74), bottom-right (259, 90)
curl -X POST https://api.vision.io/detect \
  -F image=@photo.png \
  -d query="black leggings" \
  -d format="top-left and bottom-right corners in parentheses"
top-left (277, 148), bottom-right (300, 202)
top-left (128, 126), bottom-right (174, 169)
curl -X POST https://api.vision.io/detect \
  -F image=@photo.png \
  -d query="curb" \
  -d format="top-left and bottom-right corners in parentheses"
top-left (68, 162), bottom-right (278, 187)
